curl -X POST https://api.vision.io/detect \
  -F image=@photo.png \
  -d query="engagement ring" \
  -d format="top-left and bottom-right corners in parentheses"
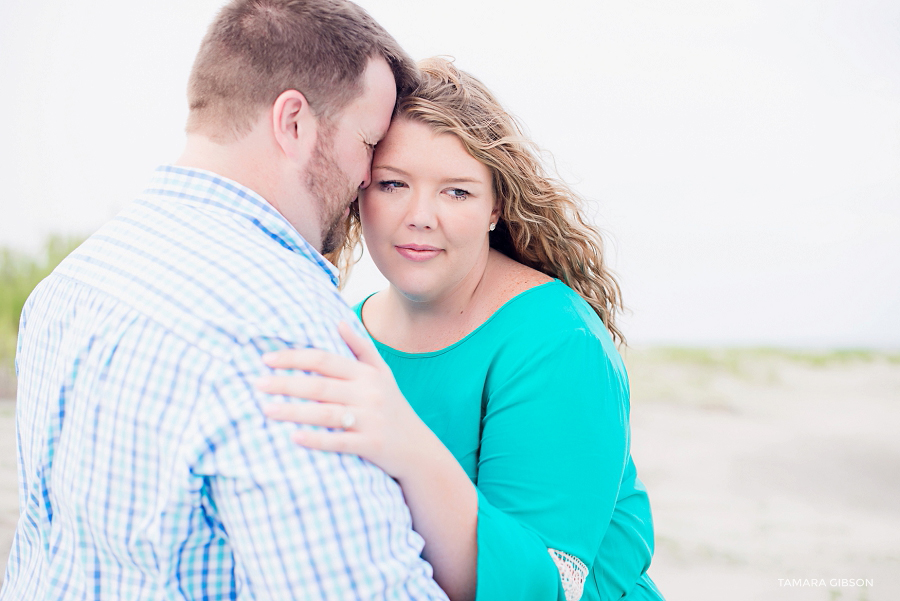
top-left (340, 410), bottom-right (356, 430)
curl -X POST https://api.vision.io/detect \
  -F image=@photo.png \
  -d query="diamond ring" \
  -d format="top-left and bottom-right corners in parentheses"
top-left (340, 410), bottom-right (356, 430)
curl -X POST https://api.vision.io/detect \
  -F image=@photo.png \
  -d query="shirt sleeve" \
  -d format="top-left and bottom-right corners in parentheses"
top-left (474, 325), bottom-right (631, 601)
top-left (191, 341), bottom-right (448, 601)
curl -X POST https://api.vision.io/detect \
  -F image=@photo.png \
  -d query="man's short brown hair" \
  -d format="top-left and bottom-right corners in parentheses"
top-left (186, 0), bottom-right (419, 141)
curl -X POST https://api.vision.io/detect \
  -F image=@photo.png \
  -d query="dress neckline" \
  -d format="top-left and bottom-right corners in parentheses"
top-left (358, 280), bottom-right (563, 358)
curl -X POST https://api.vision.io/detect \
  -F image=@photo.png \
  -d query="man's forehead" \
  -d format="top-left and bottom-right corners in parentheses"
top-left (352, 57), bottom-right (397, 129)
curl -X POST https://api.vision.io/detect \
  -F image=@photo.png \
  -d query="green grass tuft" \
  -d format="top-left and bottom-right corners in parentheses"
top-left (0, 235), bottom-right (84, 395)
top-left (645, 347), bottom-right (900, 368)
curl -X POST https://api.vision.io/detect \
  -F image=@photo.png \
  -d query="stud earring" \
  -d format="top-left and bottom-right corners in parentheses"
top-left (489, 222), bottom-right (496, 232)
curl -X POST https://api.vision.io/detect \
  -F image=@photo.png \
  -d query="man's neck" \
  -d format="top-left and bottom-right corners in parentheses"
top-left (175, 132), bottom-right (322, 251)
top-left (176, 132), bottom-right (272, 196)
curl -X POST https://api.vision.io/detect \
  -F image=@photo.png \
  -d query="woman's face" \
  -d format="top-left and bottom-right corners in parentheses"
top-left (359, 118), bottom-right (499, 304)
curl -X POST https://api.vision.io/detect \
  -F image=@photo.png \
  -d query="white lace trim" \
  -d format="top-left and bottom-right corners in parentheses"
top-left (548, 548), bottom-right (589, 601)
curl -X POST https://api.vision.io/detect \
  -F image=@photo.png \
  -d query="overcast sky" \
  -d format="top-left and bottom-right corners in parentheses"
top-left (1, 0), bottom-right (898, 348)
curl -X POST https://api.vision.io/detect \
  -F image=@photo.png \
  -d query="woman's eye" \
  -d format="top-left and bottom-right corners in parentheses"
top-left (446, 188), bottom-right (470, 200)
top-left (378, 180), bottom-right (404, 192)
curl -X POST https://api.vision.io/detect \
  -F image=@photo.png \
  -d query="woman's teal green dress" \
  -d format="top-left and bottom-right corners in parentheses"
top-left (356, 281), bottom-right (664, 601)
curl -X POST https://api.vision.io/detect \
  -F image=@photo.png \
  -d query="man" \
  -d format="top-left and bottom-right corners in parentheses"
top-left (1, 1), bottom-right (448, 599)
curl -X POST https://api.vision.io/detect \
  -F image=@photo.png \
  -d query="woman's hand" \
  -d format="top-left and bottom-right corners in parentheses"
top-left (260, 322), bottom-right (479, 600)
top-left (256, 321), bottom-right (428, 479)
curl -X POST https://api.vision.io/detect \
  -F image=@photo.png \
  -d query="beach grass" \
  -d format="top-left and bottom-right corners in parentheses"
top-left (0, 236), bottom-right (83, 397)
top-left (627, 346), bottom-right (900, 379)
top-left (623, 345), bottom-right (900, 412)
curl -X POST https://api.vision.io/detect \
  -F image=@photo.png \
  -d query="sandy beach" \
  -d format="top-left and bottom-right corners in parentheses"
top-left (1, 349), bottom-right (898, 599)
top-left (625, 349), bottom-right (900, 600)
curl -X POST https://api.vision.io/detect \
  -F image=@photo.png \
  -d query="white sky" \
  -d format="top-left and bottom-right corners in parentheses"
top-left (1, 0), bottom-right (898, 348)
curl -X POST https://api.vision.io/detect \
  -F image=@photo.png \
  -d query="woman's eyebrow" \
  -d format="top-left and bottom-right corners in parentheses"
top-left (372, 166), bottom-right (484, 186)
top-left (371, 165), bottom-right (410, 176)
top-left (441, 177), bottom-right (482, 185)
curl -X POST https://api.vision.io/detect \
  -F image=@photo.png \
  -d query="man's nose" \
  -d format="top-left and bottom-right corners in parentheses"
top-left (360, 162), bottom-right (372, 190)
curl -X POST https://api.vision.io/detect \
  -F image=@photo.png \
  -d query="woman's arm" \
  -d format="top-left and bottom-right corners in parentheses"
top-left (394, 426), bottom-right (478, 601)
top-left (470, 325), bottom-right (630, 601)
top-left (257, 322), bottom-right (478, 601)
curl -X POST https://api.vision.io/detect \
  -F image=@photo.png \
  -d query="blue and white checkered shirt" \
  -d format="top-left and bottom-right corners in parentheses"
top-left (2, 166), bottom-right (447, 600)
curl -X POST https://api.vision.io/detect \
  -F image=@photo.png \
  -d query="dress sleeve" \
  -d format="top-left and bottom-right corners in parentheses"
top-left (475, 326), bottom-right (629, 601)
top-left (590, 458), bottom-right (656, 600)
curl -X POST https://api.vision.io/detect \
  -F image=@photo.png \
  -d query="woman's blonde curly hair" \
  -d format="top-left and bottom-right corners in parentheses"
top-left (326, 57), bottom-right (625, 344)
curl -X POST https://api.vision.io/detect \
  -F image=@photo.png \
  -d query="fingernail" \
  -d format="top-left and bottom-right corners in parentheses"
top-left (263, 403), bottom-right (281, 416)
top-left (255, 376), bottom-right (273, 389)
top-left (262, 353), bottom-right (278, 364)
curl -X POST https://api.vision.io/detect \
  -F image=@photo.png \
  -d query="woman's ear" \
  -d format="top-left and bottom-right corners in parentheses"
top-left (271, 89), bottom-right (318, 163)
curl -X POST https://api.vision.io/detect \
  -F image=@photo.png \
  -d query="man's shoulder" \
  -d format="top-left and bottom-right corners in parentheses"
top-left (51, 198), bottom-right (351, 357)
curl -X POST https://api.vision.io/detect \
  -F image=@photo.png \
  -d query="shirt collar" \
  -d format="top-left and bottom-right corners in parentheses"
top-left (148, 164), bottom-right (339, 286)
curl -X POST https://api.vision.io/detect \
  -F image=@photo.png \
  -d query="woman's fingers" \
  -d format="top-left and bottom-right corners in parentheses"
top-left (261, 323), bottom-right (384, 378)
top-left (264, 403), bottom-right (367, 455)
top-left (264, 400), bottom-right (356, 430)
top-left (256, 373), bottom-right (351, 404)
top-left (290, 428), bottom-right (363, 455)
top-left (338, 321), bottom-right (387, 369)
top-left (256, 323), bottom-right (415, 472)
top-left (262, 347), bottom-right (358, 379)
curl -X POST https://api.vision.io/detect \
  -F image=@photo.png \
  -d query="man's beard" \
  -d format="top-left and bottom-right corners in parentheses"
top-left (305, 134), bottom-right (358, 255)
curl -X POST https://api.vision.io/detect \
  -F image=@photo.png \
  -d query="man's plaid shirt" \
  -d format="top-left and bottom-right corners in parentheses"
top-left (2, 165), bottom-right (446, 600)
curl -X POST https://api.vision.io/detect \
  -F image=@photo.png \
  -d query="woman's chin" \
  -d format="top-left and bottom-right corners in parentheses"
top-left (386, 275), bottom-right (445, 305)
top-left (394, 285), bottom-right (438, 304)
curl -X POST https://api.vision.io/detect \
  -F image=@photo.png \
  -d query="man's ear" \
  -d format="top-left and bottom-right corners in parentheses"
top-left (272, 89), bottom-right (318, 162)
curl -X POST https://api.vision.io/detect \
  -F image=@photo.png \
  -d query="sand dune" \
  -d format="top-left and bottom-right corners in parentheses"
top-left (2, 350), bottom-right (898, 599)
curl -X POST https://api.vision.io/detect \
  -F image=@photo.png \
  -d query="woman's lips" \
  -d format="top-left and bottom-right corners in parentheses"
top-left (395, 244), bottom-right (442, 262)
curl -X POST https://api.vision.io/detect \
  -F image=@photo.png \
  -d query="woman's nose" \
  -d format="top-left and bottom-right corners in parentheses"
top-left (406, 193), bottom-right (437, 230)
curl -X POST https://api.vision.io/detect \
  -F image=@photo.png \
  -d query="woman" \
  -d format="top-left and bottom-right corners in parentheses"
top-left (256, 58), bottom-right (664, 601)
